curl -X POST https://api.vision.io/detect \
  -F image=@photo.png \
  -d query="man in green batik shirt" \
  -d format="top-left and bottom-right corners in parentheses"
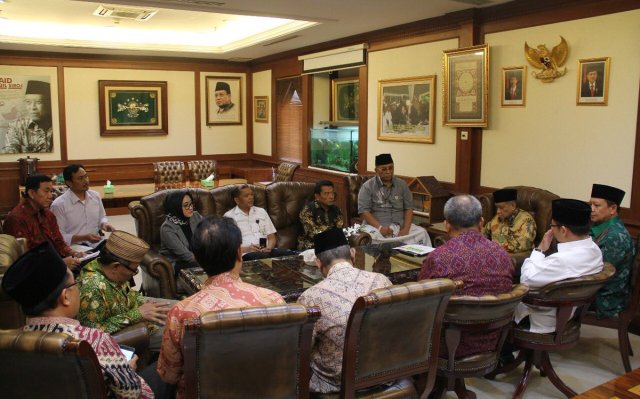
top-left (78, 230), bottom-right (173, 350)
top-left (483, 188), bottom-right (537, 253)
top-left (589, 184), bottom-right (636, 319)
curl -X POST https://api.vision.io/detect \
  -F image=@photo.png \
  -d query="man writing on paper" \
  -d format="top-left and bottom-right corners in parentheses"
top-left (358, 153), bottom-right (431, 246)
top-left (51, 164), bottom-right (115, 246)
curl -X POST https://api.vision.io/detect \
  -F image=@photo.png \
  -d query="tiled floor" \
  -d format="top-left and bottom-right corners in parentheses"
top-left (109, 213), bottom-right (637, 398)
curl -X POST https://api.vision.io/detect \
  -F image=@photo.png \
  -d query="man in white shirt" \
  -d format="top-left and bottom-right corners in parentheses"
top-left (514, 198), bottom-right (603, 333)
top-left (51, 164), bottom-right (115, 245)
top-left (224, 184), bottom-right (291, 261)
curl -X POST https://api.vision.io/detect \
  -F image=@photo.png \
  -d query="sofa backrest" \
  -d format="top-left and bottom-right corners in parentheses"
top-left (130, 182), bottom-right (313, 251)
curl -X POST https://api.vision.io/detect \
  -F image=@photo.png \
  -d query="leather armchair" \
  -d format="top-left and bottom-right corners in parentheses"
top-left (432, 284), bottom-right (529, 399)
top-left (182, 304), bottom-right (320, 399)
top-left (0, 234), bottom-right (27, 329)
top-left (153, 161), bottom-right (185, 185)
top-left (274, 161), bottom-right (299, 182)
top-left (343, 174), bottom-right (373, 225)
top-left (490, 263), bottom-right (615, 399)
top-left (187, 159), bottom-right (217, 182)
top-left (0, 330), bottom-right (107, 398)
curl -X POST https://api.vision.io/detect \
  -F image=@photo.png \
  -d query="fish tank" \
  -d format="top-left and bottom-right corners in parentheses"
top-left (309, 127), bottom-right (359, 173)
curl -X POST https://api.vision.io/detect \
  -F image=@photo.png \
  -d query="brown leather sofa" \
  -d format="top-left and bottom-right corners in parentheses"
top-left (129, 182), bottom-right (316, 298)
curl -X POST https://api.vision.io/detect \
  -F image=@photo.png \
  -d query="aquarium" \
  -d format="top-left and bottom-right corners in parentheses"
top-left (309, 127), bottom-right (359, 173)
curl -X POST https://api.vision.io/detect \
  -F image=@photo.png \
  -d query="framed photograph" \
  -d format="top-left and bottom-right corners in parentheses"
top-left (377, 76), bottom-right (436, 144)
top-left (501, 66), bottom-right (526, 107)
top-left (254, 96), bottom-right (269, 123)
top-left (443, 44), bottom-right (489, 127)
top-left (98, 80), bottom-right (168, 137)
top-left (332, 77), bottom-right (359, 122)
top-left (577, 57), bottom-right (610, 106)
top-left (206, 76), bottom-right (242, 125)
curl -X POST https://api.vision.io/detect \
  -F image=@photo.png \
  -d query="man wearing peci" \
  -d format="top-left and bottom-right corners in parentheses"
top-left (483, 188), bottom-right (536, 254)
top-left (4, 80), bottom-right (53, 154)
top-left (358, 153), bottom-right (431, 246)
top-left (581, 67), bottom-right (604, 98)
top-left (214, 81), bottom-right (235, 114)
top-left (589, 184), bottom-right (635, 319)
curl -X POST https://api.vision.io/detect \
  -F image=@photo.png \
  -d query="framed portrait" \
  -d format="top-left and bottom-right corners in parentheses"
top-left (98, 80), bottom-right (168, 137)
top-left (377, 75), bottom-right (436, 144)
top-left (576, 57), bottom-right (610, 106)
top-left (443, 44), bottom-right (489, 127)
top-left (254, 96), bottom-right (269, 123)
top-left (332, 77), bottom-right (359, 122)
top-left (501, 66), bottom-right (526, 107)
top-left (206, 76), bottom-right (242, 125)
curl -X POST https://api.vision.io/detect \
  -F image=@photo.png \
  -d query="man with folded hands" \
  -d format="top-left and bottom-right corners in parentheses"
top-left (297, 227), bottom-right (391, 393)
top-left (1, 241), bottom-right (154, 399)
top-left (358, 153), bottom-right (431, 246)
top-left (483, 188), bottom-right (536, 253)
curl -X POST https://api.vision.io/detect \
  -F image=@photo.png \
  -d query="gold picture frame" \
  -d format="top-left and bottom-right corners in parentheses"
top-left (205, 76), bottom-right (242, 125)
top-left (98, 80), bottom-right (168, 137)
top-left (576, 57), bottom-right (610, 106)
top-left (332, 77), bottom-right (359, 122)
top-left (377, 75), bottom-right (436, 144)
top-left (501, 66), bottom-right (526, 107)
top-left (443, 44), bottom-right (489, 127)
top-left (254, 96), bottom-right (269, 123)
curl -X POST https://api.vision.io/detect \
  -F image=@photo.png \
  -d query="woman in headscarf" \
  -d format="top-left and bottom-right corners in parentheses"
top-left (160, 190), bottom-right (203, 276)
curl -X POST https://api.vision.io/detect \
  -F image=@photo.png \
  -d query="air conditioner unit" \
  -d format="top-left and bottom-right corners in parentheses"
top-left (93, 5), bottom-right (158, 21)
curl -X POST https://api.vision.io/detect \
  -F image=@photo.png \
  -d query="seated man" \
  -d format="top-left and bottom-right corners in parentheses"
top-left (589, 184), bottom-right (635, 319)
top-left (297, 228), bottom-right (391, 393)
top-left (224, 184), bottom-right (291, 260)
top-left (4, 174), bottom-right (83, 269)
top-left (1, 242), bottom-right (153, 398)
top-left (51, 164), bottom-right (115, 246)
top-left (419, 195), bottom-right (513, 358)
top-left (483, 188), bottom-right (536, 253)
top-left (78, 230), bottom-right (172, 351)
top-left (515, 199), bottom-right (603, 332)
top-left (358, 153), bottom-right (431, 246)
top-left (157, 216), bottom-right (285, 399)
top-left (298, 180), bottom-right (344, 250)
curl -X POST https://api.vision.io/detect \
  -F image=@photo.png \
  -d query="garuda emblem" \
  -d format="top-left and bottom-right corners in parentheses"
top-left (524, 36), bottom-right (568, 83)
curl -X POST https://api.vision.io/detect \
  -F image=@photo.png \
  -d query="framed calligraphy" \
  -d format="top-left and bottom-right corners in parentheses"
top-left (443, 44), bottom-right (489, 127)
top-left (98, 80), bottom-right (168, 136)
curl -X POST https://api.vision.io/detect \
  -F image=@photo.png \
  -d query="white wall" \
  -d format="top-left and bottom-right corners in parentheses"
top-left (368, 39), bottom-right (459, 181)
top-left (200, 72), bottom-right (247, 155)
top-left (64, 68), bottom-right (196, 159)
top-left (252, 69), bottom-right (272, 156)
top-left (484, 10), bottom-right (640, 207)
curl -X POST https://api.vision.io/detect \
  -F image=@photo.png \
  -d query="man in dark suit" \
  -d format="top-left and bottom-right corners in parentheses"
top-left (505, 74), bottom-right (522, 101)
top-left (581, 68), bottom-right (604, 97)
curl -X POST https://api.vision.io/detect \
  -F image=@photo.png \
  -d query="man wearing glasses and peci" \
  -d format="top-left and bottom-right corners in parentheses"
top-left (78, 230), bottom-right (174, 351)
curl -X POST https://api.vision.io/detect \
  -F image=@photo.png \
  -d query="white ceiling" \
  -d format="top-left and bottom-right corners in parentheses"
top-left (0, 0), bottom-right (513, 61)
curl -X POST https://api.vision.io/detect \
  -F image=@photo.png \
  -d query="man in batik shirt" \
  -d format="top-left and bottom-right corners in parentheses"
top-left (78, 231), bottom-right (172, 351)
top-left (483, 188), bottom-right (536, 253)
top-left (298, 228), bottom-right (391, 394)
top-left (4, 80), bottom-right (53, 153)
top-left (420, 195), bottom-right (513, 358)
top-left (589, 184), bottom-right (635, 319)
top-left (2, 242), bottom-right (153, 399)
top-left (298, 180), bottom-right (344, 249)
top-left (157, 216), bottom-right (284, 399)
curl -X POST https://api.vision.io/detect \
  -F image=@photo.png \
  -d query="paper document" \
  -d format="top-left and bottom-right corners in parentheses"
top-left (393, 244), bottom-right (435, 257)
top-left (78, 251), bottom-right (100, 263)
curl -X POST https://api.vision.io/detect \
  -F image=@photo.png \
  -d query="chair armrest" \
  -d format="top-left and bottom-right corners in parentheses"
top-left (140, 250), bottom-right (178, 300)
top-left (128, 200), bottom-right (151, 244)
top-left (112, 322), bottom-right (149, 353)
top-left (348, 232), bottom-right (371, 247)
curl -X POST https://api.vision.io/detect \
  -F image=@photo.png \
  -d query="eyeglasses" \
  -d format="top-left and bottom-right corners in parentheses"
top-left (549, 224), bottom-right (563, 228)
top-left (117, 260), bottom-right (140, 275)
top-left (182, 202), bottom-right (194, 209)
top-left (64, 282), bottom-right (78, 290)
